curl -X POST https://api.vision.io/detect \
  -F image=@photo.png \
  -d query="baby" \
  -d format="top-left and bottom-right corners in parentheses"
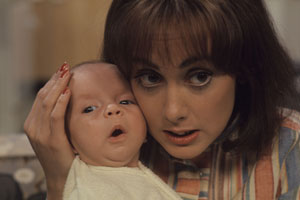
top-left (63, 61), bottom-right (182, 200)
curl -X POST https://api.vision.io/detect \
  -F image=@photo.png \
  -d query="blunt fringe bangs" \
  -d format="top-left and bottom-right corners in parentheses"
top-left (102, 0), bottom-right (299, 158)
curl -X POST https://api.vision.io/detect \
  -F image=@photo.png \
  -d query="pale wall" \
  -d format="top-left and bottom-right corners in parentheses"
top-left (265, 0), bottom-right (300, 63)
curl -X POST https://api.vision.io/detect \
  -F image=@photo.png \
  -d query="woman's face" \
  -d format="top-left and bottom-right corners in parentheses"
top-left (130, 39), bottom-right (236, 160)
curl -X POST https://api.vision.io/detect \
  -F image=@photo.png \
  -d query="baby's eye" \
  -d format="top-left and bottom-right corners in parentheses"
top-left (83, 106), bottom-right (97, 113)
top-left (119, 100), bottom-right (135, 105)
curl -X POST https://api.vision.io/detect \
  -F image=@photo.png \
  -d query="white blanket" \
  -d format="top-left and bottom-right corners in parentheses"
top-left (63, 156), bottom-right (182, 200)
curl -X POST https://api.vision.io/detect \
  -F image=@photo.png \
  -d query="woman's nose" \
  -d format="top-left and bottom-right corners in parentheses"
top-left (163, 87), bottom-right (188, 124)
top-left (104, 104), bottom-right (123, 118)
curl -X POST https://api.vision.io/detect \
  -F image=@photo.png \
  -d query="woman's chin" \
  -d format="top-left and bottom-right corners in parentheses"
top-left (164, 144), bottom-right (208, 160)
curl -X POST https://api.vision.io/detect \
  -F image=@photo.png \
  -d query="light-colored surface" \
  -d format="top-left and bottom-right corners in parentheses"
top-left (0, 133), bottom-right (46, 199)
top-left (265, 0), bottom-right (300, 63)
top-left (0, 133), bottom-right (35, 158)
top-left (64, 157), bottom-right (182, 200)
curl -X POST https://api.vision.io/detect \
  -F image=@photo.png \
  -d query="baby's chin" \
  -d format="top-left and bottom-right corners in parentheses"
top-left (79, 155), bottom-right (140, 168)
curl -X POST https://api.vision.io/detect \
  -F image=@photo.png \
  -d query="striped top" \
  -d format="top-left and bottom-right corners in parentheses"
top-left (143, 109), bottom-right (300, 200)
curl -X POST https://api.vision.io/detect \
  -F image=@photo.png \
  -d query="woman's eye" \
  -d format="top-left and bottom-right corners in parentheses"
top-left (83, 106), bottom-right (97, 113)
top-left (119, 100), bottom-right (135, 105)
top-left (188, 71), bottom-right (213, 86)
top-left (135, 72), bottom-right (162, 87)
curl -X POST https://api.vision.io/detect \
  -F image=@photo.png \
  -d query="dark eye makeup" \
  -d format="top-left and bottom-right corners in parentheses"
top-left (132, 66), bottom-right (213, 90)
top-left (186, 68), bottom-right (213, 87)
top-left (133, 69), bottom-right (162, 88)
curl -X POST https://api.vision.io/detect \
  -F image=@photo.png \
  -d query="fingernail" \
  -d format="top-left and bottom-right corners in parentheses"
top-left (57, 62), bottom-right (68, 73)
top-left (60, 68), bottom-right (69, 78)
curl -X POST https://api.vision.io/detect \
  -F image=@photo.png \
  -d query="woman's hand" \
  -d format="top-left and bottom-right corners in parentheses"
top-left (24, 63), bottom-right (75, 200)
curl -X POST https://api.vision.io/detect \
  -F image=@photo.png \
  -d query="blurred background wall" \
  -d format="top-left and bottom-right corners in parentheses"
top-left (0, 0), bottom-right (112, 134)
top-left (265, 0), bottom-right (300, 63)
top-left (0, 0), bottom-right (299, 135)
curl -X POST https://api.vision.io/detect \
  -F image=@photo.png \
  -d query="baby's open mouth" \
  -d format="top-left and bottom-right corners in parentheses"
top-left (108, 125), bottom-right (127, 143)
top-left (111, 129), bottom-right (124, 137)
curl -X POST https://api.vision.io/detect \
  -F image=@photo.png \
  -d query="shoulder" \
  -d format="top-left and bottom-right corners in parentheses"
top-left (274, 108), bottom-right (300, 197)
top-left (278, 108), bottom-right (300, 152)
top-left (281, 108), bottom-right (300, 132)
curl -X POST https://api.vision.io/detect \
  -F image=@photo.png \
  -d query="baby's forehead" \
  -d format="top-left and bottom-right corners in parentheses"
top-left (71, 62), bottom-right (123, 80)
top-left (70, 62), bottom-right (129, 89)
top-left (72, 62), bottom-right (118, 74)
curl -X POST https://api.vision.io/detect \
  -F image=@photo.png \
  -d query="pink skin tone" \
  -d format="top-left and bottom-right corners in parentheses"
top-left (130, 38), bottom-right (236, 161)
top-left (24, 38), bottom-right (235, 200)
top-left (66, 63), bottom-right (147, 167)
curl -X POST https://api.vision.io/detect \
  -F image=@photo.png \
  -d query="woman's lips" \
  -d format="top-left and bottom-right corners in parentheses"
top-left (164, 130), bottom-right (199, 145)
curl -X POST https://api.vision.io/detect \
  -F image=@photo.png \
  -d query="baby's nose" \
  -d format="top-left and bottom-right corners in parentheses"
top-left (104, 104), bottom-right (123, 118)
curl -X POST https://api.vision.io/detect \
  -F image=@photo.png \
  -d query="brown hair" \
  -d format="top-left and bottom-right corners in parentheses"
top-left (101, 0), bottom-right (299, 158)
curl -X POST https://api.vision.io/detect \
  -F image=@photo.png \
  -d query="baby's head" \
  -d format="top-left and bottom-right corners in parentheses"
top-left (66, 61), bottom-right (146, 167)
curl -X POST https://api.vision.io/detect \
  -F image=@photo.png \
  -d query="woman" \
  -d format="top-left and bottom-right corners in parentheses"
top-left (24, 0), bottom-right (300, 199)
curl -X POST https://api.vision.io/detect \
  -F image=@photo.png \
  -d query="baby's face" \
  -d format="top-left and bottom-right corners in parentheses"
top-left (67, 63), bottom-right (146, 167)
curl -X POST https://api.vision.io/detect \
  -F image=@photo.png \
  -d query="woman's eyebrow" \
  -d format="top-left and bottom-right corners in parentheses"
top-left (132, 58), bottom-right (159, 69)
top-left (179, 57), bottom-right (203, 68)
top-left (133, 56), bottom-right (206, 69)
